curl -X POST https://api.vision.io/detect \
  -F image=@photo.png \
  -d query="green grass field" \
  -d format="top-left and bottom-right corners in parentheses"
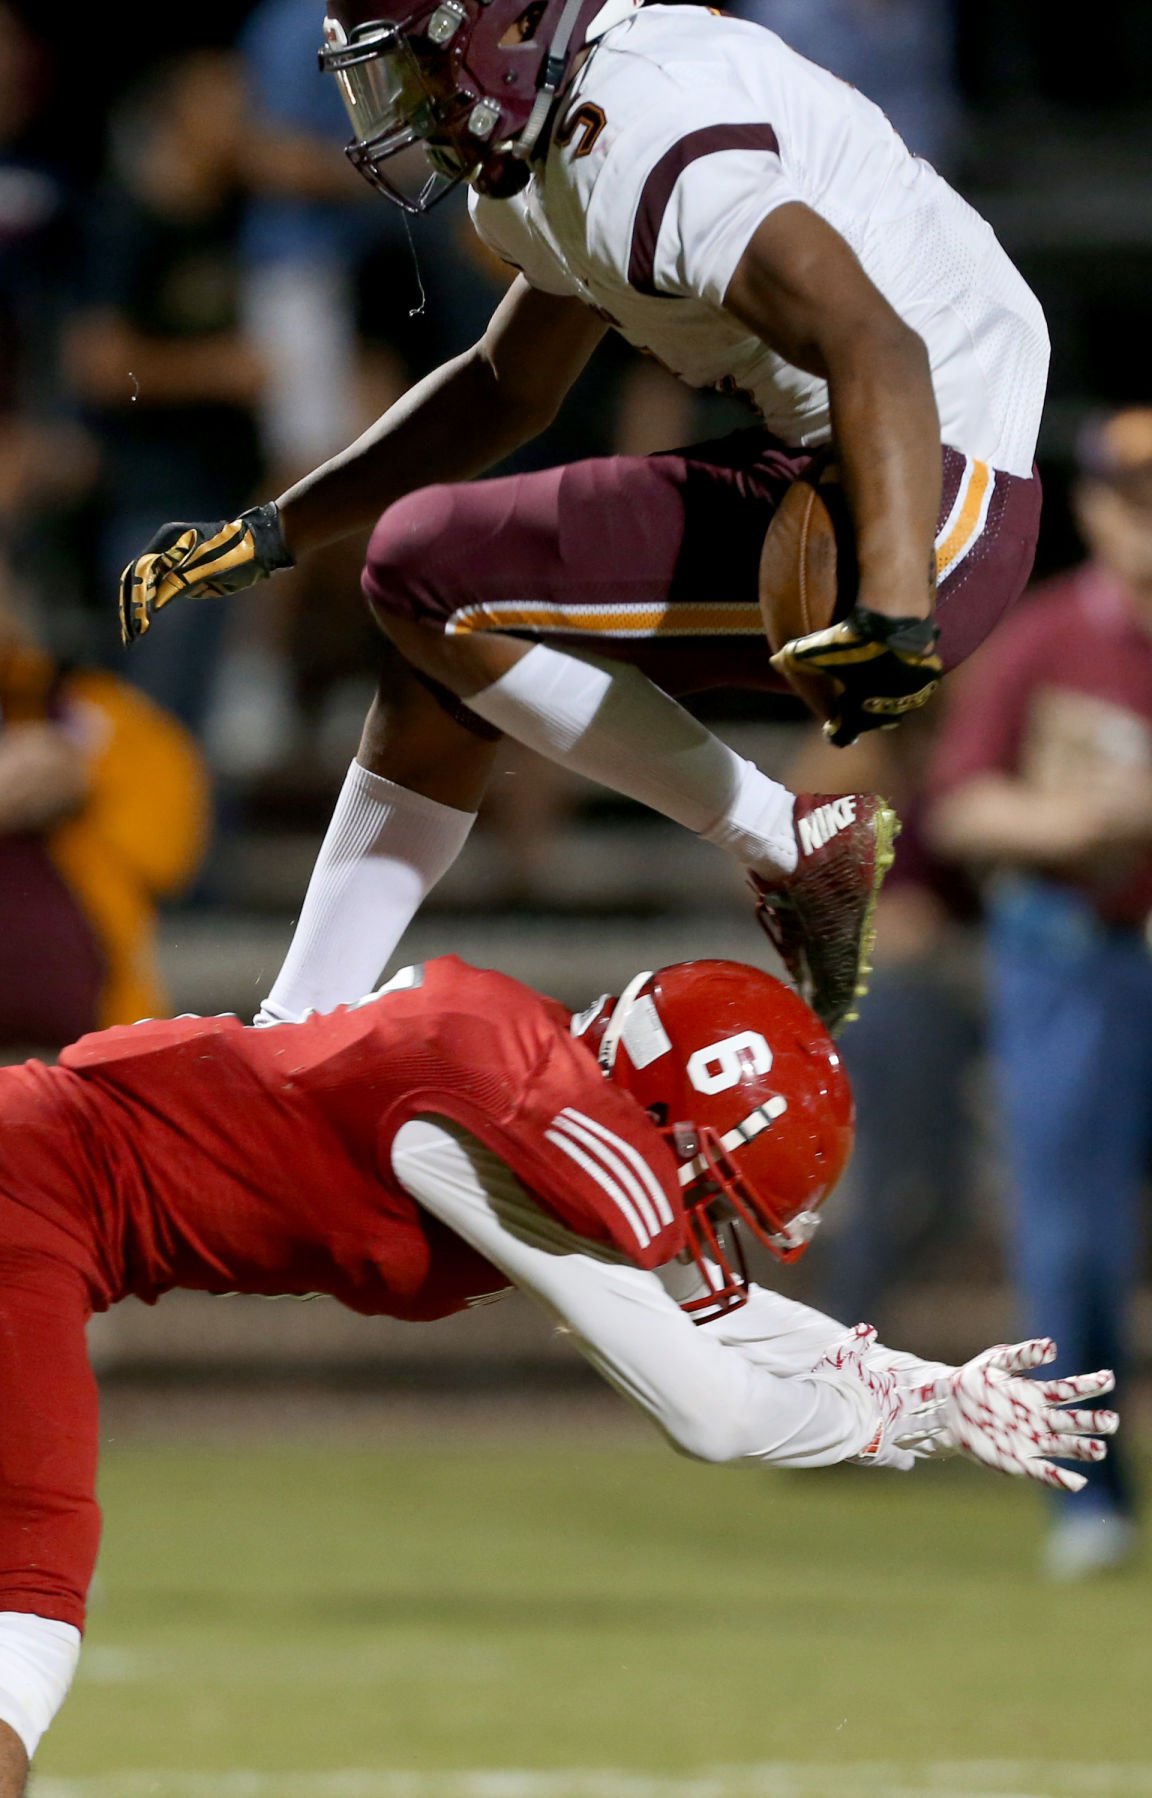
top-left (32, 1417), bottom-right (1152, 1798)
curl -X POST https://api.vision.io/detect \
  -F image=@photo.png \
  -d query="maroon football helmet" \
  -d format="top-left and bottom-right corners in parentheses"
top-left (574, 960), bottom-right (855, 1315)
top-left (319, 0), bottom-right (608, 211)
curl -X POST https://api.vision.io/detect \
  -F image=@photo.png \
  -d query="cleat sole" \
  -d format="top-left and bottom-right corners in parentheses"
top-left (837, 798), bottom-right (901, 1034)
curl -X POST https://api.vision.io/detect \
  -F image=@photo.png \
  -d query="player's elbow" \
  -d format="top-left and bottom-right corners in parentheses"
top-left (834, 312), bottom-right (931, 389)
top-left (661, 1406), bottom-right (753, 1465)
top-left (464, 340), bottom-right (554, 441)
top-left (494, 374), bottom-right (562, 440)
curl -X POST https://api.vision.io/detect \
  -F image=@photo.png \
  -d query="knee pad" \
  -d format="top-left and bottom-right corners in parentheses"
top-left (0, 1610), bottom-right (81, 1760)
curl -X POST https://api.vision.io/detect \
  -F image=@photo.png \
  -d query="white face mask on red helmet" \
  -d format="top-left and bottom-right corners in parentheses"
top-left (575, 960), bottom-right (855, 1316)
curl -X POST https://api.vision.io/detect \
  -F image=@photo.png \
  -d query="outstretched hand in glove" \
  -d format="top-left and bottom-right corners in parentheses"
top-left (910, 1337), bottom-right (1118, 1492)
top-left (118, 502), bottom-right (294, 646)
top-left (770, 604), bottom-right (943, 748)
top-left (811, 1327), bottom-right (1118, 1487)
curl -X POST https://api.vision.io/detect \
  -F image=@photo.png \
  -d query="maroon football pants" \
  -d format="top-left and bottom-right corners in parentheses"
top-left (361, 428), bottom-right (1042, 731)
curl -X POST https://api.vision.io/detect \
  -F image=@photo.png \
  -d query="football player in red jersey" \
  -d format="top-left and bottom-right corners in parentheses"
top-left (0, 957), bottom-right (1114, 1790)
top-left (117, 0), bottom-right (1050, 1037)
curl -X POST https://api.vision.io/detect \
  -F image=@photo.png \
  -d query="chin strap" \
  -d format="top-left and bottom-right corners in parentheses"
top-left (514, 0), bottom-right (594, 161)
top-left (595, 970), bottom-right (655, 1076)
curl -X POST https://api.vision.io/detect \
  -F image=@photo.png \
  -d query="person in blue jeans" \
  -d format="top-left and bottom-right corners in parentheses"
top-left (927, 406), bottom-right (1152, 1578)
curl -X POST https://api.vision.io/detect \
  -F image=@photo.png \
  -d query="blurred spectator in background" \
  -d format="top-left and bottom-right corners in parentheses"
top-left (62, 49), bottom-right (267, 743)
top-left (0, 1), bottom-right (97, 635)
top-left (237, 0), bottom-right (385, 477)
top-left (219, 3), bottom-right (513, 784)
top-left (0, 0), bottom-right (70, 417)
top-left (208, 0), bottom-right (401, 780)
top-left (0, 570), bottom-right (209, 1055)
top-left (926, 406), bottom-right (1152, 1581)
top-left (783, 711), bottom-right (985, 1333)
top-left (733, 0), bottom-right (963, 175)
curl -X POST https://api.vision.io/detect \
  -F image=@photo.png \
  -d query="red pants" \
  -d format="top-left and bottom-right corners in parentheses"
top-left (0, 1259), bottom-right (99, 1632)
top-left (362, 429), bottom-right (1042, 719)
top-left (0, 1072), bottom-right (111, 1632)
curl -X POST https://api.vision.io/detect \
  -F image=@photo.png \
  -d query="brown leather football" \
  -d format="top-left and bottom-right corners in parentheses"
top-left (759, 464), bottom-right (856, 721)
top-left (758, 464), bottom-right (846, 649)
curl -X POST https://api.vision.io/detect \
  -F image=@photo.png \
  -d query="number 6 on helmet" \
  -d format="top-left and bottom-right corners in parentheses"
top-left (576, 959), bottom-right (855, 1314)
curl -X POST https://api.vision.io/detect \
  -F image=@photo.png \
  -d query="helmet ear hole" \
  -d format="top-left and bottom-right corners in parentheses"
top-left (501, 0), bottom-right (547, 43)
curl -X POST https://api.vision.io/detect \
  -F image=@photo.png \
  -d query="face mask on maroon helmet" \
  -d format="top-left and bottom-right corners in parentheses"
top-left (319, 0), bottom-right (609, 213)
top-left (579, 961), bottom-right (855, 1317)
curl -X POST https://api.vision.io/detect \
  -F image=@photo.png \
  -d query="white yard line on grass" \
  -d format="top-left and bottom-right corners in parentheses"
top-left (31, 1765), bottom-right (1152, 1798)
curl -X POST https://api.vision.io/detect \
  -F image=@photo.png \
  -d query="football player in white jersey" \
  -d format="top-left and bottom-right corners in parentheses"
top-left (118, 0), bottom-right (1049, 1034)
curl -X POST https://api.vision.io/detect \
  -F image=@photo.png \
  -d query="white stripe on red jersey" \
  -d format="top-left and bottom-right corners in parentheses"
top-left (558, 1107), bottom-right (675, 1228)
top-left (545, 1117), bottom-right (654, 1249)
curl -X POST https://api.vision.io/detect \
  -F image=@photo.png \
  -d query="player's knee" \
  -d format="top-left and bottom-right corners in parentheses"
top-left (362, 486), bottom-right (461, 631)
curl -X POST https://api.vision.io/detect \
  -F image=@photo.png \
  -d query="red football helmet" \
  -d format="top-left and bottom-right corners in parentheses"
top-left (319, 0), bottom-right (609, 211)
top-left (574, 960), bottom-right (855, 1315)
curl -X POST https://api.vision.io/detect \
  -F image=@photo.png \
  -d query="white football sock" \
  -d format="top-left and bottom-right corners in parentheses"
top-left (465, 644), bottom-right (797, 875)
top-left (258, 760), bottom-right (476, 1022)
top-left (0, 1611), bottom-right (80, 1760)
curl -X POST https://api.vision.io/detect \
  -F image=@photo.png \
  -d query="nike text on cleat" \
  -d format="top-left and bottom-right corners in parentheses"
top-left (749, 791), bottom-right (900, 1033)
top-left (796, 794), bottom-right (860, 856)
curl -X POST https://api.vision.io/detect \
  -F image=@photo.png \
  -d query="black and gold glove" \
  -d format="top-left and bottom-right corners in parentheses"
top-left (770, 605), bottom-right (943, 748)
top-left (118, 502), bottom-right (294, 646)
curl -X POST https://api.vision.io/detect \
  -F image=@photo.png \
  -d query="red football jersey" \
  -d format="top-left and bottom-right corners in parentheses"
top-left (0, 957), bottom-right (685, 1320)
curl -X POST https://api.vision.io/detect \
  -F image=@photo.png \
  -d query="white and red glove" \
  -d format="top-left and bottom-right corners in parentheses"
top-left (810, 1329), bottom-right (1118, 1484)
top-left (910, 1337), bottom-right (1118, 1492)
top-left (810, 1324), bottom-right (925, 1470)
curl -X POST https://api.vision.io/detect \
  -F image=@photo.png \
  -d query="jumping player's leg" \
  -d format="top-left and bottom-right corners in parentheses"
top-left (390, 619), bottom-right (800, 861)
top-left (258, 621), bottom-right (799, 1021)
top-left (260, 440), bottom-right (807, 1022)
top-left (264, 438), bottom-right (1038, 1026)
top-left (354, 452), bottom-right (897, 1029)
top-left (259, 668), bottom-right (493, 1022)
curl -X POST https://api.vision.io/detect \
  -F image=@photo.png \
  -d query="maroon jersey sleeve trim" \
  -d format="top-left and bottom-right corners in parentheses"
top-left (627, 123), bottom-right (781, 297)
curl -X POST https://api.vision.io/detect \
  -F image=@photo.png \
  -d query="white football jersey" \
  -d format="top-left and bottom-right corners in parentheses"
top-left (469, 3), bottom-right (1049, 477)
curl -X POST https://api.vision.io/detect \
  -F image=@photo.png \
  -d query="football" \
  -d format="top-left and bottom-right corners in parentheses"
top-left (757, 462), bottom-right (857, 649)
top-left (758, 463), bottom-right (856, 719)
